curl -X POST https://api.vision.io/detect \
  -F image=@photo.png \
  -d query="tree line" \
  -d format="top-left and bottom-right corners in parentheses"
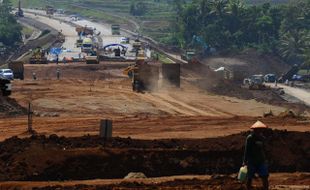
top-left (171, 0), bottom-right (309, 66)
top-left (0, 0), bottom-right (22, 47)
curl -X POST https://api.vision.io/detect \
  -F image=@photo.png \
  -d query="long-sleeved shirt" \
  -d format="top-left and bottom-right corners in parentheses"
top-left (243, 133), bottom-right (266, 165)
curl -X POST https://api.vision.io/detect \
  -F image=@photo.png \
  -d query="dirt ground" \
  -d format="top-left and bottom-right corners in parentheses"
top-left (0, 130), bottom-right (309, 189)
top-left (0, 61), bottom-right (309, 189)
top-left (0, 62), bottom-right (308, 141)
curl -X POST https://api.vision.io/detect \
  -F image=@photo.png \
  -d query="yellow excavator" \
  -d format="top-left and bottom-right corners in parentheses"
top-left (123, 50), bottom-right (146, 92)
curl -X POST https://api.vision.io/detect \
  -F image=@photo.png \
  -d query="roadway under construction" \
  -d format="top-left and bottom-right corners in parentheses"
top-left (0, 6), bottom-right (309, 190)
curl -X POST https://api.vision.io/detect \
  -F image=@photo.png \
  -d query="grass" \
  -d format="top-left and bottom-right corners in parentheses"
top-left (298, 69), bottom-right (310, 75)
top-left (22, 26), bottom-right (34, 38)
top-left (153, 52), bottom-right (174, 64)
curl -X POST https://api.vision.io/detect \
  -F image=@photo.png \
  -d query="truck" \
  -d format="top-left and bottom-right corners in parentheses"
top-left (81, 38), bottom-right (93, 53)
top-left (0, 77), bottom-right (11, 96)
top-left (8, 61), bottom-right (24, 80)
top-left (46, 5), bottom-right (55, 15)
top-left (111, 24), bottom-right (120, 35)
top-left (181, 50), bottom-right (196, 62)
top-left (243, 75), bottom-right (269, 90)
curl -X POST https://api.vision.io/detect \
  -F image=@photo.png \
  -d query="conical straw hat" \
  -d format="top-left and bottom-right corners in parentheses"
top-left (250, 120), bottom-right (268, 129)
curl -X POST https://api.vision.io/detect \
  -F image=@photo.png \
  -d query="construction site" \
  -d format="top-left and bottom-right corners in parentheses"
top-left (0, 2), bottom-right (309, 190)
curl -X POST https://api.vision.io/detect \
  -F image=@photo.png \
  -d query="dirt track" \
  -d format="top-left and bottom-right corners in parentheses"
top-left (0, 62), bottom-right (307, 141)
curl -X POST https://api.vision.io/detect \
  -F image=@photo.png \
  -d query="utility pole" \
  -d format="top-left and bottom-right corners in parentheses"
top-left (28, 102), bottom-right (33, 133)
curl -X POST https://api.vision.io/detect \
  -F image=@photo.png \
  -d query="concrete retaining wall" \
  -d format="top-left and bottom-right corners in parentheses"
top-left (139, 64), bottom-right (159, 91)
top-left (162, 63), bottom-right (180, 88)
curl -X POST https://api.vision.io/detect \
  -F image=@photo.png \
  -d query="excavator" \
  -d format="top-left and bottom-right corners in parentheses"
top-left (15, 0), bottom-right (24, 17)
top-left (123, 50), bottom-right (146, 92)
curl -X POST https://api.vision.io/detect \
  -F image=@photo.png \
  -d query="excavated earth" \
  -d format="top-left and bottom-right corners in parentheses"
top-left (0, 129), bottom-right (309, 182)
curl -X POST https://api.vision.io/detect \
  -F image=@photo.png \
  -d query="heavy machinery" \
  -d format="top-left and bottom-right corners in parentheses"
top-left (264, 74), bottom-right (276, 83)
top-left (123, 50), bottom-right (146, 92)
top-left (76, 26), bottom-right (94, 36)
top-left (29, 47), bottom-right (48, 64)
top-left (46, 5), bottom-right (55, 15)
top-left (278, 64), bottom-right (300, 83)
top-left (85, 49), bottom-right (99, 64)
top-left (181, 50), bottom-right (196, 62)
top-left (0, 77), bottom-right (11, 96)
top-left (15, 0), bottom-right (24, 17)
top-left (76, 38), bottom-right (83, 48)
top-left (8, 61), bottom-right (24, 80)
top-left (133, 39), bottom-right (142, 54)
top-left (56, 32), bottom-right (65, 43)
top-left (111, 24), bottom-right (120, 35)
top-left (81, 38), bottom-right (93, 53)
top-left (243, 75), bottom-right (269, 90)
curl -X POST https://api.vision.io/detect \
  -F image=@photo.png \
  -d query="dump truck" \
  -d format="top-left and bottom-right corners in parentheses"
top-left (8, 61), bottom-right (24, 80)
top-left (46, 5), bottom-right (55, 15)
top-left (111, 24), bottom-right (120, 35)
top-left (76, 26), bottom-right (94, 36)
top-left (0, 77), bottom-right (11, 96)
top-left (81, 38), bottom-right (93, 53)
top-left (29, 47), bottom-right (48, 64)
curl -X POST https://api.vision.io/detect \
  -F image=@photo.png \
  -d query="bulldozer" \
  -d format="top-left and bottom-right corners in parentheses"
top-left (29, 47), bottom-right (48, 64)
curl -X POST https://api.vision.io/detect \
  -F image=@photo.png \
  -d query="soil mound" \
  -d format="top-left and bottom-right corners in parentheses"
top-left (0, 130), bottom-right (308, 181)
top-left (0, 96), bottom-right (26, 117)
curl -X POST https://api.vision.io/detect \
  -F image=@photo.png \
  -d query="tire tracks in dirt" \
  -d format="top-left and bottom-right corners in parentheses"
top-left (140, 93), bottom-right (231, 116)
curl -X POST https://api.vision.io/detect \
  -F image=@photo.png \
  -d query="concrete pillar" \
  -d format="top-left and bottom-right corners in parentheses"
top-left (139, 64), bottom-right (159, 91)
top-left (99, 119), bottom-right (112, 139)
top-left (162, 63), bottom-right (180, 88)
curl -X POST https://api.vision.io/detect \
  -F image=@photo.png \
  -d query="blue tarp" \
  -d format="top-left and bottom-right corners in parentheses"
top-left (50, 48), bottom-right (62, 55)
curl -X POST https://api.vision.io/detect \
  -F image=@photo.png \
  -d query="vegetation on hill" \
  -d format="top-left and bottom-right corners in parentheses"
top-left (0, 0), bottom-right (22, 47)
top-left (172, 0), bottom-right (309, 66)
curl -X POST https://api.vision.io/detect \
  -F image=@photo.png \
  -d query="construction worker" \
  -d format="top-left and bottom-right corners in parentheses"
top-left (243, 121), bottom-right (269, 190)
top-left (32, 72), bottom-right (37, 80)
top-left (56, 54), bottom-right (59, 65)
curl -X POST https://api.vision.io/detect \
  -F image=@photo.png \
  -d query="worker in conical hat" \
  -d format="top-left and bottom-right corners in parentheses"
top-left (243, 120), bottom-right (269, 190)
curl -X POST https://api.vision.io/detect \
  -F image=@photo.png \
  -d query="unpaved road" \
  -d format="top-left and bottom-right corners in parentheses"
top-left (277, 84), bottom-right (310, 106)
top-left (24, 12), bottom-right (80, 60)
